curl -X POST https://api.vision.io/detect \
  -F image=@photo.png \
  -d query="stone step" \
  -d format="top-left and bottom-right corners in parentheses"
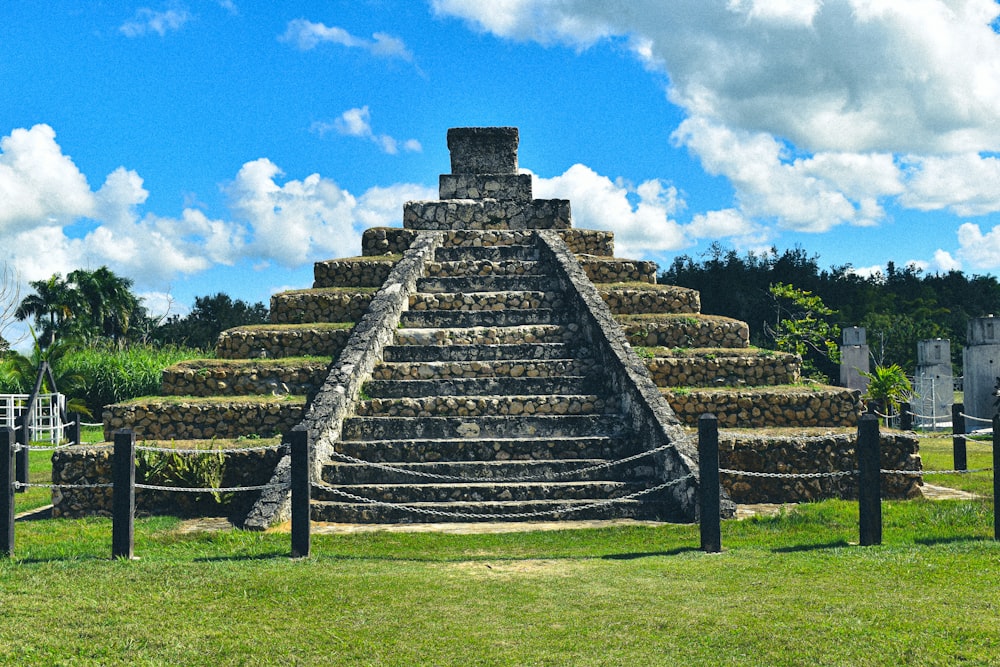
top-left (383, 342), bottom-right (579, 362)
top-left (640, 348), bottom-right (801, 388)
top-left (403, 199), bottom-right (571, 231)
top-left (103, 396), bottom-right (307, 441)
top-left (216, 323), bottom-right (353, 360)
top-left (361, 227), bottom-right (614, 256)
top-left (355, 394), bottom-right (613, 418)
top-left (661, 385), bottom-right (862, 428)
top-left (334, 435), bottom-right (635, 463)
top-left (340, 415), bottom-right (629, 441)
top-left (321, 459), bottom-right (649, 485)
top-left (270, 288), bottom-right (375, 325)
top-left (394, 324), bottom-right (576, 346)
top-left (364, 375), bottom-right (599, 398)
top-left (161, 358), bottom-right (330, 397)
top-left (312, 256), bottom-right (398, 288)
top-left (400, 308), bottom-right (562, 328)
top-left (416, 275), bottom-right (550, 293)
top-left (598, 284), bottom-right (700, 315)
top-left (424, 259), bottom-right (540, 278)
top-left (578, 256), bottom-right (658, 284)
top-left (617, 314), bottom-right (750, 349)
top-left (434, 245), bottom-right (538, 262)
top-left (408, 290), bottom-right (563, 312)
top-left (313, 480), bottom-right (641, 504)
top-left (370, 358), bottom-right (596, 381)
top-left (310, 497), bottom-right (665, 523)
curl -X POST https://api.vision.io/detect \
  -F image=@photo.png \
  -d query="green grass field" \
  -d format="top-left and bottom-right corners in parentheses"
top-left (1, 432), bottom-right (997, 665)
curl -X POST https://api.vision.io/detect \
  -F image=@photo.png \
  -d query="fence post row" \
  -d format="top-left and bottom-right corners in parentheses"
top-left (112, 429), bottom-right (136, 560)
top-left (952, 403), bottom-right (967, 472)
top-left (857, 414), bottom-right (882, 547)
top-left (698, 414), bottom-right (721, 553)
top-left (899, 402), bottom-right (913, 431)
top-left (1, 427), bottom-right (14, 557)
top-left (290, 425), bottom-right (311, 559)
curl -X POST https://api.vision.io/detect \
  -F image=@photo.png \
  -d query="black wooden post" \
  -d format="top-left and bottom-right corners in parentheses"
top-left (857, 414), bottom-right (882, 546)
top-left (994, 416), bottom-right (1000, 542)
top-left (290, 426), bottom-right (311, 559)
top-left (1, 427), bottom-right (15, 557)
top-left (698, 414), bottom-right (721, 553)
top-left (68, 413), bottom-right (82, 447)
top-left (112, 429), bottom-right (135, 560)
top-left (952, 403), bottom-right (967, 471)
top-left (899, 403), bottom-right (913, 431)
top-left (14, 414), bottom-right (28, 493)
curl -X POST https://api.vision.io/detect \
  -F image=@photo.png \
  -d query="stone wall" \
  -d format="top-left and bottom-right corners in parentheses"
top-left (403, 199), bottom-right (571, 230)
top-left (644, 351), bottom-right (800, 387)
top-left (313, 257), bottom-right (397, 288)
top-left (161, 360), bottom-right (330, 397)
top-left (719, 429), bottom-right (922, 503)
top-left (663, 387), bottom-right (862, 428)
top-left (619, 315), bottom-right (750, 348)
top-left (51, 444), bottom-right (283, 520)
top-left (216, 325), bottom-right (352, 360)
top-left (361, 227), bottom-right (614, 256)
top-left (270, 289), bottom-right (374, 325)
top-left (579, 257), bottom-right (658, 284)
top-left (600, 286), bottom-right (699, 315)
top-left (103, 398), bottom-right (305, 441)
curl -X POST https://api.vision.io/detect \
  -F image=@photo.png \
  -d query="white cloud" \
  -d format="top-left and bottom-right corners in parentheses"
top-left (955, 222), bottom-right (1000, 270)
top-left (434, 0), bottom-right (1000, 235)
top-left (280, 19), bottom-right (413, 61)
top-left (932, 249), bottom-right (962, 273)
top-left (531, 164), bottom-right (688, 256)
top-left (313, 107), bottom-right (422, 155)
top-left (120, 6), bottom-right (192, 37)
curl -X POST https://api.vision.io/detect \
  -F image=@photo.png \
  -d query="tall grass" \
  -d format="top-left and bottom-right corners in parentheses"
top-left (62, 344), bottom-right (206, 416)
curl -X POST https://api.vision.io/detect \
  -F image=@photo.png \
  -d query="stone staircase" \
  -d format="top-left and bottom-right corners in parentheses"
top-left (99, 126), bottom-right (861, 526)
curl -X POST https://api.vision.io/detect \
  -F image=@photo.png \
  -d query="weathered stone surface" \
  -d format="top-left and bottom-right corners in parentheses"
top-left (403, 199), bottom-right (571, 230)
top-left (270, 288), bottom-right (375, 324)
top-left (578, 256), bottom-right (658, 283)
top-left (408, 289), bottom-right (562, 312)
top-left (598, 284), bottom-right (700, 315)
top-left (161, 359), bottom-right (330, 397)
top-left (102, 397), bottom-right (306, 441)
top-left (618, 314), bottom-right (750, 348)
top-left (662, 386), bottom-right (862, 428)
top-left (447, 126), bottom-right (519, 174)
top-left (718, 428), bottom-right (922, 503)
top-left (313, 256), bottom-right (398, 288)
top-left (215, 324), bottom-right (352, 359)
top-left (439, 174), bottom-right (531, 201)
top-left (643, 349), bottom-right (801, 387)
top-left (361, 227), bottom-right (613, 256)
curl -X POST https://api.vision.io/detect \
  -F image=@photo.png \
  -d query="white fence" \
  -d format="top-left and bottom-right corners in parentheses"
top-left (0, 393), bottom-right (66, 444)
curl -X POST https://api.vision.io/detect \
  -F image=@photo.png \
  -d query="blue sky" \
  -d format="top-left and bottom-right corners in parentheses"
top-left (3, 0), bottom-right (1000, 347)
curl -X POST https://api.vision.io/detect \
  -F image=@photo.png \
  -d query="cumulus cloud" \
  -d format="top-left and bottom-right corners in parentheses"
top-left (280, 19), bottom-right (413, 61)
top-left (311, 107), bottom-right (422, 155)
top-left (434, 0), bottom-right (1000, 253)
top-left (120, 6), bottom-right (192, 37)
top-left (0, 124), bottom-right (426, 293)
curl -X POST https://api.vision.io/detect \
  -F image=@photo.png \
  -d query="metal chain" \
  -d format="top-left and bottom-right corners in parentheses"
top-left (135, 443), bottom-right (287, 455)
top-left (15, 482), bottom-right (113, 490)
top-left (135, 482), bottom-right (289, 493)
top-left (329, 441), bottom-right (677, 484)
top-left (881, 467), bottom-right (993, 476)
top-left (312, 473), bottom-right (695, 520)
top-left (719, 468), bottom-right (857, 479)
top-left (960, 412), bottom-right (994, 424)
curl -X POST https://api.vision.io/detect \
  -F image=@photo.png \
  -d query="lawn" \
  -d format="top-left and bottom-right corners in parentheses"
top-left (1, 433), bottom-right (997, 665)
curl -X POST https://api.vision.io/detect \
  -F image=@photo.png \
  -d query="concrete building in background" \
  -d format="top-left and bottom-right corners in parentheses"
top-left (914, 339), bottom-right (952, 429)
top-left (840, 327), bottom-right (870, 393)
top-left (963, 316), bottom-right (1000, 421)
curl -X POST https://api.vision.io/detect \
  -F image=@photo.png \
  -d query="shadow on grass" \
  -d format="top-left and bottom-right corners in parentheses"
top-left (601, 546), bottom-right (700, 560)
top-left (915, 535), bottom-right (994, 547)
top-left (772, 540), bottom-right (852, 553)
top-left (193, 552), bottom-right (292, 563)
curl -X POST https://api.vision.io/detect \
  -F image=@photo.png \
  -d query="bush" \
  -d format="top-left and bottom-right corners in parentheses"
top-left (63, 344), bottom-right (205, 416)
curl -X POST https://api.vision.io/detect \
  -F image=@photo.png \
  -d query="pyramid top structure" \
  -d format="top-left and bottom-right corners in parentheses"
top-left (447, 127), bottom-right (519, 174)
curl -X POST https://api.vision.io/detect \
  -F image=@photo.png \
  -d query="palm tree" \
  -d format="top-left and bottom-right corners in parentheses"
top-left (68, 266), bottom-right (139, 344)
top-left (14, 274), bottom-right (75, 346)
top-left (0, 329), bottom-right (90, 416)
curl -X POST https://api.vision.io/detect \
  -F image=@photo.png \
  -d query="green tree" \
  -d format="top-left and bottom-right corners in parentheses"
top-left (0, 330), bottom-right (90, 416)
top-left (766, 282), bottom-right (841, 381)
top-left (67, 266), bottom-right (140, 344)
top-left (156, 293), bottom-right (269, 350)
top-left (15, 274), bottom-right (76, 346)
top-left (861, 363), bottom-right (913, 425)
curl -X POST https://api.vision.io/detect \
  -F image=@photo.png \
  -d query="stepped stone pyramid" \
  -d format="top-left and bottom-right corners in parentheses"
top-left (104, 127), bottom-right (861, 526)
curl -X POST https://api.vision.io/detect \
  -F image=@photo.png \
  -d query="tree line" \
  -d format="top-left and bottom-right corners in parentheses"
top-left (660, 243), bottom-right (1000, 376)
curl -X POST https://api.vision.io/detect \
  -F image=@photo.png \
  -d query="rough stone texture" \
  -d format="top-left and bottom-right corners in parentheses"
top-left (370, 358), bottom-right (597, 381)
top-left (403, 199), bottom-right (571, 231)
top-left (579, 256), bottom-right (658, 284)
top-left (447, 127), bottom-right (519, 174)
top-left (270, 288), bottom-right (375, 324)
top-left (643, 350), bottom-right (801, 387)
top-left (719, 429), bottom-right (922, 503)
top-left (536, 230), bottom-right (718, 522)
top-left (51, 444), bottom-right (283, 521)
top-left (599, 285), bottom-right (700, 315)
top-left (102, 398), bottom-right (305, 441)
top-left (243, 232), bottom-right (444, 530)
top-left (161, 359), bottom-right (330, 397)
top-left (424, 259), bottom-right (538, 278)
top-left (409, 290), bottom-right (563, 312)
top-left (618, 315), bottom-right (750, 349)
top-left (356, 395), bottom-right (612, 417)
top-left (313, 257), bottom-right (397, 288)
top-left (394, 324), bottom-right (574, 346)
top-left (215, 324), bottom-right (353, 360)
top-left (362, 227), bottom-right (614, 257)
top-left (663, 387), bottom-right (862, 428)
top-left (439, 174), bottom-right (531, 201)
